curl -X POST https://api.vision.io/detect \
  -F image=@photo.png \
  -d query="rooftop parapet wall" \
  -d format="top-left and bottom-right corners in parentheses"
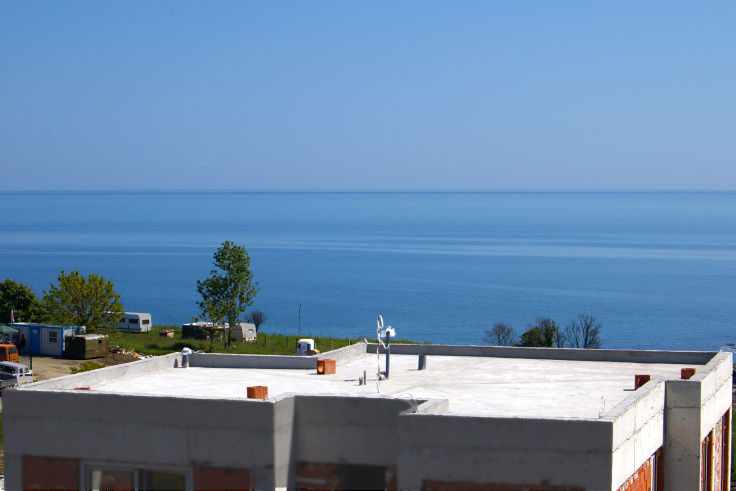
top-left (367, 343), bottom-right (717, 365)
top-left (24, 352), bottom-right (182, 391)
top-left (189, 352), bottom-right (316, 369)
top-left (604, 379), bottom-right (666, 491)
top-left (663, 351), bottom-right (732, 491)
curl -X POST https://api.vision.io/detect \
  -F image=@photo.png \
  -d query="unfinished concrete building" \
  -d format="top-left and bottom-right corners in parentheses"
top-left (4, 342), bottom-right (732, 490)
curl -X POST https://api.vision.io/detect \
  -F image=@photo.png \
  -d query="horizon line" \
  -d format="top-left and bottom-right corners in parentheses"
top-left (1, 188), bottom-right (735, 194)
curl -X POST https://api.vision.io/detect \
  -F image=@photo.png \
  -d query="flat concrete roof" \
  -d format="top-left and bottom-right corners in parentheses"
top-left (87, 353), bottom-right (699, 419)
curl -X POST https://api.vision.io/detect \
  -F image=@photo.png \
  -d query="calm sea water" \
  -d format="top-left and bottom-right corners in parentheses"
top-left (1, 191), bottom-right (735, 351)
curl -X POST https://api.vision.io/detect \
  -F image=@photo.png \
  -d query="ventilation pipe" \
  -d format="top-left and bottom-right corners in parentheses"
top-left (181, 347), bottom-right (192, 368)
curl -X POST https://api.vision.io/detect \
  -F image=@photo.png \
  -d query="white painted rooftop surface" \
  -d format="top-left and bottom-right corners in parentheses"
top-left (87, 353), bottom-right (700, 419)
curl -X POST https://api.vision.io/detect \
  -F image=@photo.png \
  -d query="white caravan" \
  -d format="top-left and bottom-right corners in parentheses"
top-left (230, 323), bottom-right (257, 342)
top-left (117, 313), bottom-right (152, 333)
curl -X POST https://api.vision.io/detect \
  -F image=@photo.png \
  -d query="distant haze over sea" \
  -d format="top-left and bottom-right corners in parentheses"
top-left (2, 190), bottom-right (735, 351)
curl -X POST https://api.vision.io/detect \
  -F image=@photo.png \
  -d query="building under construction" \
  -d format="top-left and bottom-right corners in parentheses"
top-left (4, 342), bottom-right (731, 490)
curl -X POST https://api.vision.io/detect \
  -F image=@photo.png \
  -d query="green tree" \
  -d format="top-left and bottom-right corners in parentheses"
top-left (0, 279), bottom-right (44, 323)
top-left (517, 317), bottom-right (557, 347)
top-left (43, 270), bottom-right (123, 333)
top-left (197, 241), bottom-right (258, 348)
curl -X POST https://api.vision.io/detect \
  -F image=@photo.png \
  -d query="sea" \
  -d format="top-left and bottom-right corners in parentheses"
top-left (1, 191), bottom-right (735, 352)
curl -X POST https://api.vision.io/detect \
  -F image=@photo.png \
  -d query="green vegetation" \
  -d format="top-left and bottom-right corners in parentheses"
top-left (197, 241), bottom-right (259, 349)
top-left (43, 270), bottom-right (123, 332)
top-left (113, 325), bottom-right (379, 356)
top-left (0, 278), bottom-right (44, 324)
top-left (69, 361), bottom-right (105, 374)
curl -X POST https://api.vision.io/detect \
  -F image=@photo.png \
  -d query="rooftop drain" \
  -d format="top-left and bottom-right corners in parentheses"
top-left (247, 386), bottom-right (268, 400)
top-left (634, 374), bottom-right (651, 390)
top-left (317, 359), bottom-right (336, 375)
top-left (681, 367), bottom-right (696, 379)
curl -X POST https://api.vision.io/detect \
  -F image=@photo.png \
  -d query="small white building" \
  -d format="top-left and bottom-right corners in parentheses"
top-left (296, 338), bottom-right (316, 356)
top-left (116, 313), bottom-right (152, 333)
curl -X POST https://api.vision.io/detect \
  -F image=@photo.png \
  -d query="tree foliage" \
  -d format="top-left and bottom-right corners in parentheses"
top-left (43, 270), bottom-right (123, 332)
top-left (517, 317), bottom-right (557, 347)
top-left (0, 278), bottom-right (44, 324)
top-left (197, 241), bottom-right (258, 348)
top-left (564, 314), bottom-right (602, 349)
top-left (245, 309), bottom-right (267, 332)
top-left (483, 322), bottom-right (515, 346)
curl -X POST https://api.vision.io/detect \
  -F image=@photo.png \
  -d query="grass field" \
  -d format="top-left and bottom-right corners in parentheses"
top-left (112, 325), bottom-right (401, 357)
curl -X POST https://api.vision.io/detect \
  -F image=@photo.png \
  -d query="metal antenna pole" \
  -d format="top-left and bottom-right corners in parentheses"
top-left (385, 331), bottom-right (391, 379)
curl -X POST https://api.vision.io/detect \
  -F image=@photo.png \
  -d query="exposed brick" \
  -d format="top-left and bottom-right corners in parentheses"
top-left (634, 374), bottom-right (650, 390)
top-left (295, 461), bottom-right (387, 490)
top-left (193, 465), bottom-right (252, 491)
top-left (617, 454), bottom-right (653, 491)
top-left (680, 367), bottom-right (696, 379)
top-left (317, 359), bottom-right (336, 375)
top-left (22, 455), bottom-right (80, 490)
top-left (246, 385), bottom-right (268, 399)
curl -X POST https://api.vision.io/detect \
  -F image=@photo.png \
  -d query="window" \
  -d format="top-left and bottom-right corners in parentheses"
top-left (49, 331), bottom-right (58, 343)
top-left (142, 319), bottom-right (150, 325)
top-left (129, 318), bottom-right (139, 324)
top-left (8, 347), bottom-right (17, 354)
top-left (87, 466), bottom-right (187, 491)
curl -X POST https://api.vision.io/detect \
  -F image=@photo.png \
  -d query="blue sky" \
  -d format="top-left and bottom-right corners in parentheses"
top-left (1, 1), bottom-right (734, 190)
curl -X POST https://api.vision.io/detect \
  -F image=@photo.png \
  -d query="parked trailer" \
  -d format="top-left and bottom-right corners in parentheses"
top-left (117, 313), bottom-right (152, 333)
top-left (230, 323), bottom-right (257, 342)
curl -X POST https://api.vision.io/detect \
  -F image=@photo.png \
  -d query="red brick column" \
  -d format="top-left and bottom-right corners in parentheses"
top-left (22, 455), bottom-right (80, 491)
top-left (193, 465), bottom-right (252, 491)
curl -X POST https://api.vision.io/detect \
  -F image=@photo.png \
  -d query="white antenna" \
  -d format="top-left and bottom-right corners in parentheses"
top-left (375, 314), bottom-right (396, 386)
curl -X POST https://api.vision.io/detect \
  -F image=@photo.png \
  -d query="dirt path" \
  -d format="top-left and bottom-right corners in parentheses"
top-left (26, 357), bottom-right (86, 381)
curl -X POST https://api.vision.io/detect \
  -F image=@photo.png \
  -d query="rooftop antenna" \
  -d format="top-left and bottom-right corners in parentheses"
top-left (376, 314), bottom-right (396, 382)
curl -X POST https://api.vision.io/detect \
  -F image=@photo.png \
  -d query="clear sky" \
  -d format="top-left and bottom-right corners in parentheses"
top-left (1, 1), bottom-right (735, 191)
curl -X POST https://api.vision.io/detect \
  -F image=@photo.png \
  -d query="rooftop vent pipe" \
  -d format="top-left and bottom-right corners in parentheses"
top-left (418, 354), bottom-right (427, 370)
top-left (181, 347), bottom-right (192, 368)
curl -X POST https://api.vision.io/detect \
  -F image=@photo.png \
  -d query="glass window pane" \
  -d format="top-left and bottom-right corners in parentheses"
top-left (139, 470), bottom-right (186, 491)
top-left (89, 468), bottom-right (134, 491)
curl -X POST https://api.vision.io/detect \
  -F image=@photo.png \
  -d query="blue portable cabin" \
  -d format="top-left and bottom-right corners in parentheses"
top-left (9, 323), bottom-right (85, 357)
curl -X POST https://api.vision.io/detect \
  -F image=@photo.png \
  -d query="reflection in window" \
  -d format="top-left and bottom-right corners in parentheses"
top-left (139, 470), bottom-right (186, 490)
top-left (88, 468), bottom-right (186, 491)
top-left (89, 469), bottom-right (134, 491)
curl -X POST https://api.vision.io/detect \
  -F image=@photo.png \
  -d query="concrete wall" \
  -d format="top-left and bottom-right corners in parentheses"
top-left (396, 414), bottom-right (614, 490)
top-left (605, 379), bottom-right (665, 490)
top-left (25, 352), bottom-right (181, 390)
top-left (368, 343), bottom-right (716, 365)
top-left (292, 395), bottom-right (415, 467)
top-left (664, 351), bottom-right (732, 491)
top-left (3, 388), bottom-right (279, 490)
top-left (317, 340), bottom-right (368, 365)
top-left (190, 352), bottom-right (316, 369)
